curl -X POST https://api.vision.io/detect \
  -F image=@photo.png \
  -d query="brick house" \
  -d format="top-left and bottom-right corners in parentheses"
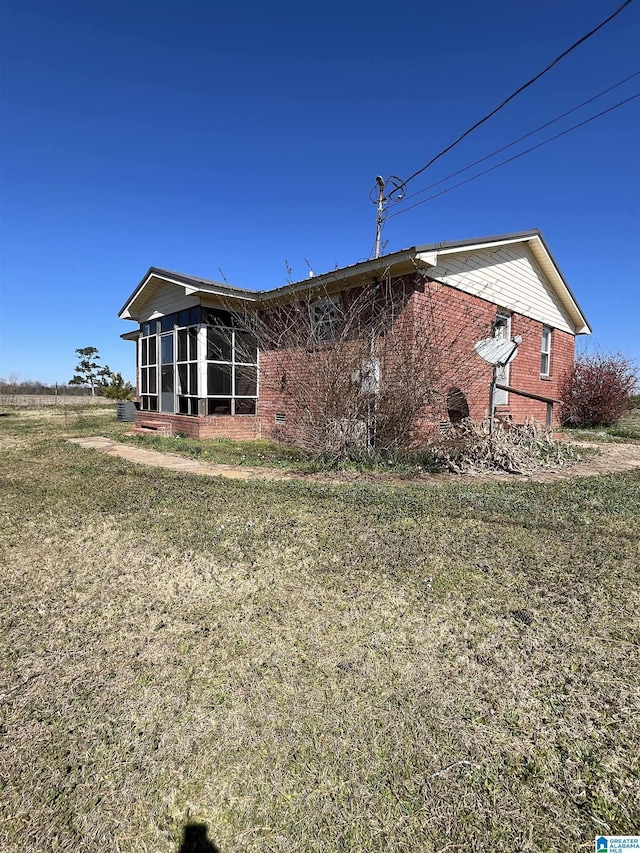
top-left (118, 230), bottom-right (590, 441)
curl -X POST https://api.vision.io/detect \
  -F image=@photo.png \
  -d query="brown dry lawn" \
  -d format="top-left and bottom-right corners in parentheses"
top-left (1, 406), bottom-right (639, 852)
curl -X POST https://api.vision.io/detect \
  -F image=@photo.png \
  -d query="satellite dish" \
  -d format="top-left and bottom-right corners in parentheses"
top-left (474, 336), bottom-right (522, 366)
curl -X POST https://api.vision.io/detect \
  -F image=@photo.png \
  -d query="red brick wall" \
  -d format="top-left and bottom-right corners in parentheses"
top-left (255, 276), bottom-right (495, 442)
top-left (134, 411), bottom-right (261, 440)
top-left (410, 279), bottom-right (575, 428)
top-left (255, 275), bottom-right (576, 439)
top-left (133, 275), bottom-right (576, 439)
top-left (409, 280), bottom-right (495, 423)
top-left (495, 318), bottom-right (574, 425)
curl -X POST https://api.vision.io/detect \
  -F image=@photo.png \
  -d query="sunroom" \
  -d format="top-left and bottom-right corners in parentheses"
top-left (119, 268), bottom-right (260, 434)
top-left (137, 306), bottom-right (258, 417)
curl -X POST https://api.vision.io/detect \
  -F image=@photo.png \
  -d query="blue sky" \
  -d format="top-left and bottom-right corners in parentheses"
top-left (1, 0), bottom-right (638, 384)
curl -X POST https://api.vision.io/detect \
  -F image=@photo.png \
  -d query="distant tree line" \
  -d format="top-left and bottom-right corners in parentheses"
top-left (1, 347), bottom-right (134, 400)
top-left (0, 378), bottom-right (95, 396)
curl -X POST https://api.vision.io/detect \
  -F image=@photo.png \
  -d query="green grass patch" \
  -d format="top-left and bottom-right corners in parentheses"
top-left (0, 408), bottom-right (638, 852)
top-left (124, 433), bottom-right (311, 467)
top-left (122, 432), bottom-right (443, 474)
top-left (561, 409), bottom-right (640, 443)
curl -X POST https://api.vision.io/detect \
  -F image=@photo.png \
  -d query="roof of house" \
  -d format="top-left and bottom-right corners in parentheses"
top-left (119, 229), bottom-right (591, 334)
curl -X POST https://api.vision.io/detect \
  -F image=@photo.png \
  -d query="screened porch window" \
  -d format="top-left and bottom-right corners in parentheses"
top-left (139, 309), bottom-right (258, 417)
top-left (206, 326), bottom-right (257, 415)
top-left (140, 322), bottom-right (158, 411)
top-left (177, 326), bottom-right (199, 415)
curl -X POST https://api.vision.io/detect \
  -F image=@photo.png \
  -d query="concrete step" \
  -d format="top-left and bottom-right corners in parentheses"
top-left (129, 422), bottom-right (173, 437)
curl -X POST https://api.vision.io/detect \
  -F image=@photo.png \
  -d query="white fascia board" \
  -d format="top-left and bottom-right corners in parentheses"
top-left (526, 237), bottom-right (591, 334)
top-left (118, 271), bottom-right (160, 319)
top-left (181, 282), bottom-right (258, 301)
top-left (119, 272), bottom-right (257, 320)
top-left (415, 250), bottom-right (439, 267)
top-left (436, 236), bottom-right (530, 256)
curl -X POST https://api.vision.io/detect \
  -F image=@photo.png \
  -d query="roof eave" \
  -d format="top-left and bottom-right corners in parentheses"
top-left (422, 230), bottom-right (591, 335)
top-left (119, 230), bottom-right (591, 335)
top-left (118, 267), bottom-right (257, 321)
top-left (526, 234), bottom-right (591, 335)
top-left (261, 248), bottom-right (437, 302)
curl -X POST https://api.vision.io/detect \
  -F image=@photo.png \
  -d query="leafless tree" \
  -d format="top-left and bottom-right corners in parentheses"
top-left (225, 266), bottom-right (493, 460)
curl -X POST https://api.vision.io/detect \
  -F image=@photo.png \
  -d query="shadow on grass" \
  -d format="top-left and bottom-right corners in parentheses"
top-left (177, 822), bottom-right (220, 852)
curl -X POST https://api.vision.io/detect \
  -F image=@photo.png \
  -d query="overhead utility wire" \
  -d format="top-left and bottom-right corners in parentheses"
top-left (386, 92), bottom-right (640, 221)
top-left (399, 0), bottom-right (636, 189)
top-left (400, 70), bottom-right (640, 204)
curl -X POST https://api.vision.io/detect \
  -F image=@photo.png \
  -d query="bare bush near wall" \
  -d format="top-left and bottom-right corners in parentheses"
top-left (229, 268), bottom-right (492, 460)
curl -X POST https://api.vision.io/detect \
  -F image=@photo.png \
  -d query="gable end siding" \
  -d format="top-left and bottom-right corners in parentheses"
top-left (137, 282), bottom-right (201, 322)
top-left (428, 243), bottom-right (575, 334)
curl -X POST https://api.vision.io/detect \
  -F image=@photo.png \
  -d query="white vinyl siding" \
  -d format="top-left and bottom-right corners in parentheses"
top-left (428, 243), bottom-right (574, 334)
top-left (138, 283), bottom-right (200, 323)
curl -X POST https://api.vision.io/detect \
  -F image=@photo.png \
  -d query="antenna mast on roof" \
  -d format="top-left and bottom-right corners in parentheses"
top-left (370, 176), bottom-right (405, 258)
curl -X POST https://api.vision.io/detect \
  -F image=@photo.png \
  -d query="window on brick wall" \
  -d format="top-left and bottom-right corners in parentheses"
top-left (493, 310), bottom-right (511, 405)
top-left (310, 296), bottom-right (341, 343)
top-left (541, 326), bottom-right (551, 376)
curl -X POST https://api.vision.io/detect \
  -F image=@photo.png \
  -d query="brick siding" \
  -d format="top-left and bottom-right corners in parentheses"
top-left (133, 273), bottom-right (576, 439)
top-left (134, 411), bottom-right (261, 439)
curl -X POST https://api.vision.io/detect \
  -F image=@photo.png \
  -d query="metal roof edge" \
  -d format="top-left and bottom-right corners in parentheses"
top-left (118, 266), bottom-right (257, 319)
top-left (528, 233), bottom-right (592, 335)
top-left (413, 229), bottom-right (542, 254)
top-left (119, 230), bottom-right (591, 334)
top-left (259, 247), bottom-right (424, 301)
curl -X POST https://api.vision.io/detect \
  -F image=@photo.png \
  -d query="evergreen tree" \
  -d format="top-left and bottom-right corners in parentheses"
top-left (69, 347), bottom-right (111, 396)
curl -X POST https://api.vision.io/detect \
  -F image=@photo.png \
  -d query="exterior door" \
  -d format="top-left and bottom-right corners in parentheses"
top-left (160, 333), bottom-right (175, 413)
top-left (493, 312), bottom-right (511, 406)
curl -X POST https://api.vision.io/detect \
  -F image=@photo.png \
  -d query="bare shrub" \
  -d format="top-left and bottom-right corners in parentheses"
top-left (560, 352), bottom-right (637, 427)
top-left (432, 419), bottom-right (580, 474)
top-left (229, 270), bottom-right (491, 461)
top-left (0, 373), bottom-right (20, 409)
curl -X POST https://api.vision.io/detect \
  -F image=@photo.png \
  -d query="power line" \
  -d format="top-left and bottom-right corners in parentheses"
top-left (399, 0), bottom-right (636, 189)
top-left (399, 71), bottom-right (640, 205)
top-left (386, 92), bottom-right (640, 221)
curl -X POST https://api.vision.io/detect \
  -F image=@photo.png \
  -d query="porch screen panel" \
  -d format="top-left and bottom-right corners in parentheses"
top-left (160, 333), bottom-right (174, 413)
top-left (205, 325), bottom-right (258, 415)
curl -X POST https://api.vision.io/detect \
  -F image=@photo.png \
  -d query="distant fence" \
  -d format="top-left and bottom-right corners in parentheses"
top-left (0, 394), bottom-right (110, 409)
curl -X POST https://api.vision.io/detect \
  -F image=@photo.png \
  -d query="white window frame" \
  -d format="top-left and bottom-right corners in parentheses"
top-left (139, 325), bottom-right (158, 412)
top-left (493, 310), bottom-right (512, 405)
top-left (541, 326), bottom-right (551, 376)
top-left (176, 325), bottom-right (199, 415)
